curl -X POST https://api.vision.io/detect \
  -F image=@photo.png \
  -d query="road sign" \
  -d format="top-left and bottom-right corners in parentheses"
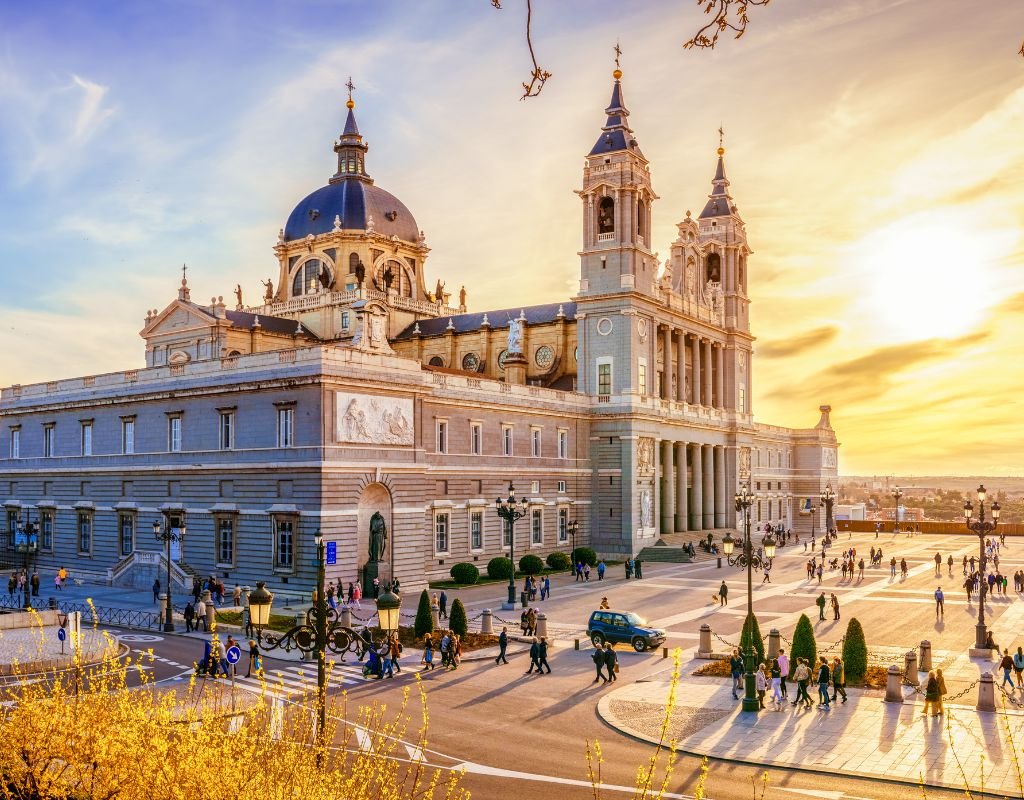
top-left (326, 541), bottom-right (337, 565)
top-left (57, 628), bottom-right (66, 642)
top-left (225, 645), bottom-right (241, 664)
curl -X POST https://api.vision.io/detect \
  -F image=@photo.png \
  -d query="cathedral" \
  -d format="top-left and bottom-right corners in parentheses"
top-left (0, 65), bottom-right (838, 598)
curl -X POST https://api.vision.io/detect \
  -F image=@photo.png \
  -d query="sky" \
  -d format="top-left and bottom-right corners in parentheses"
top-left (0, 0), bottom-right (1021, 476)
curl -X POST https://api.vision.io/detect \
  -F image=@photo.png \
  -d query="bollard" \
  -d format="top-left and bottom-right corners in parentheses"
top-left (698, 623), bottom-right (713, 658)
top-left (767, 629), bottom-right (780, 660)
top-left (717, 557), bottom-right (722, 569)
top-left (903, 650), bottom-right (918, 684)
top-left (340, 606), bottom-right (352, 628)
top-left (919, 640), bottom-right (932, 672)
top-left (575, 638), bottom-right (580, 651)
top-left (158, 592), bottom-right (168, 626)
top-left (431, 603), bottom-right (440, 630)
top-left (242, 586), bottom-right (251, 608)
top-left (663, 647), bottom-right (669, 659)
top-left (884, 665), bottom-right (904, 703)
top-left (536, 612), bottom-right (548, 639)
top-left (977, 671), bottom-right (996, 712)
top-left (480, 609), bottom-right (494, 635)
top-left (202, 590), bottom-right (215, 628)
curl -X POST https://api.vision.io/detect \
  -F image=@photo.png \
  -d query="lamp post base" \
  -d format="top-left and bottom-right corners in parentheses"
top-left (973, 622), bottom-right (989, 651)
top-left (501, 601), bottom-right (521, 611)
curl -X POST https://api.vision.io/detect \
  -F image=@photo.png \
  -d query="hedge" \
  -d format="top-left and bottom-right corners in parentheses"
top-left (414, 589), bottom-right (434, 638)
top-left (574, 546), bottom-right (598, 567)
top-left (518, 554), bottom-right (544, 575)
top-left (449, 562), bottom-right (480, 585)
top-left (546, 551), bottom-right (571, 570)
top-left (487, 557), bottom-right (513, 580)
top-left (740, 612), bottom-right (766, 666)
top-left (842, 618), bottom-right (868, 682)
top-left (449, 598), bottom-right (468, 637)
top-left (789, 614), bottom-right (817, 679)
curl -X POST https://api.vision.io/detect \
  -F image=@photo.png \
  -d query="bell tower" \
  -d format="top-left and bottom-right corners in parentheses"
top-left (577, 52), bottom-right (658, 298)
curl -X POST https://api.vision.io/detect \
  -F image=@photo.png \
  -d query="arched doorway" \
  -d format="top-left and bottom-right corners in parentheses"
top-left (357, 482), bottom-right (394, 588)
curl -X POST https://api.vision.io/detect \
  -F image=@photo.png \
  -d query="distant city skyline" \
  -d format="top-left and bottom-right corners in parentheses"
top-left (0, 0), bottom-right (1021, 476)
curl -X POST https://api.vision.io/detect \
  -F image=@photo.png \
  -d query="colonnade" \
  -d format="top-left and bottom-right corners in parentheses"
top-left (657, 441), bottom-right (729, 533)
top-left (658, 325), bottom-right (726, 407)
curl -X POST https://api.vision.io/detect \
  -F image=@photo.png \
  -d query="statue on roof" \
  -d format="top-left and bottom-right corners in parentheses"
top-left (507, 317), bottom-right (523, 354)
top-left (234, 284), bottom-right (243, 309)
top-left (459, 285), bottom-right (467, 310)
top-left (435, 279), bottom-right (445, 305)
top-left (262, 278), bottom-right (274, 301)
top-left (383, 265), bottom-right (395, 291)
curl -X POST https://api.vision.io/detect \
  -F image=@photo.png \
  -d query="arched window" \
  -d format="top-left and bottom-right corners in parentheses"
top-left (349, 252), bottom-right (360, 273)
top-left (428, 356), bottom-right (445, 367)
top-left (374, 259), bottom-right (412, 297)
top-left (291, 259), bottom-right (332, 297)
top-left (598, 197), bottom-right (615, 235)
top-left (637, 199), bottom-right (646, 241)
top-left (738, 257), bottom-right (745, 288)
top-left (705, 252), bottom-right (721, 284)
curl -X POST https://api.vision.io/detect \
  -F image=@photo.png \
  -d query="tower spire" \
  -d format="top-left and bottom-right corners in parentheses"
top-left (331, 77), bottom-right (370, 183)
top-left (699, 132), bottom-right (734, 218)
top-left (589, 43), bottom-right (642, 157)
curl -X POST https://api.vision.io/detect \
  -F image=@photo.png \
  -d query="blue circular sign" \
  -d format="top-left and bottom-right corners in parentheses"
top-left (57, 628), bottom-right (66, 642)
top-left (225, 645), bottom-right (241, 664)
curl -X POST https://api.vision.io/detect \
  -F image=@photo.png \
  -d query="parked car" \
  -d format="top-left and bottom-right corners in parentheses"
top-left (587, 610), bottom-right (666, 652)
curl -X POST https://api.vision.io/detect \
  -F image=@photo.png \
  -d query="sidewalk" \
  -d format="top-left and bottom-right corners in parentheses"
top-left (599, 655), bottom-right (1024, 795)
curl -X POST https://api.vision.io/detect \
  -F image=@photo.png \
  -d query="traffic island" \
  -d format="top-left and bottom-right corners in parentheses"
top-left (0, 610), bottom-right (119, 675)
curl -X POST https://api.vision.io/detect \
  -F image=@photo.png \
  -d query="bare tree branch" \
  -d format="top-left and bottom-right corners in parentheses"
top-left (491, 0), bottom-right (552, 99)
top-left (683, 0), bottom-right (771, 51)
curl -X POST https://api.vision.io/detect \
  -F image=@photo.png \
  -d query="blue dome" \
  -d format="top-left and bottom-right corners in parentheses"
top-left (283, 180), bottom-right (419, 243)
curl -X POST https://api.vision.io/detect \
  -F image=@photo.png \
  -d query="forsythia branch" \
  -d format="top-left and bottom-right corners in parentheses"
top-left (490, 0), bottom-right (552, 98)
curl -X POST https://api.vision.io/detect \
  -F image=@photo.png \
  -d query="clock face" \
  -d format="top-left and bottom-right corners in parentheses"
top-left (462, 352), bottom-right (480, 372)
top-left (535, 345), bottom-right (554, 369)
top-left (498, 349), bottom-right (509, 369)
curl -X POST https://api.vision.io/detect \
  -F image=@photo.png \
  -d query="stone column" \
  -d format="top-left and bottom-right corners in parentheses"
top-left (703, 339), bottom-right (713, 408)
top-left (675, 331), bottom-right (686, 403)
top-left (689, 443), bottom-right (703, 531)
top-left (691, 334), bottom-right (701, 405)
top-left (660, 440), bottom-right (675, 534)
top-left (714, 445), bottom-right (726, 528)
top-left (663, 326), bottom-right (674, 400)
top-left (674, 441), bottom-right (688, 532)
top-left (702, 444), bottom-right (714, 530)
top-left (715, 344), bottom-right (725, 409)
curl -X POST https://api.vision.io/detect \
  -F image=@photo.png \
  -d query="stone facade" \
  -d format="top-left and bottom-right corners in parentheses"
top-left (0, 67), bottom-right (838, 598)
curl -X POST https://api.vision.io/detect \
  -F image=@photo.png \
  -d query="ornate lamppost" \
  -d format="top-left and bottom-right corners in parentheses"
top-left (820, 483), bottom-right (836, 536)
top-left (248, 531), bottom-right (401, 769)
top-left (15, 511), bottom-right (38, 609)
top-left (152, 517), bottom-right (185, 632)
top-left (567, 519), bottom-right (579, 568)
top-left (964, 485), bottom-right (1000, 650)
top-left (890, 486), bottom-right (904, 531)
top-left (722, 483), bottom-right (776, 713)
top-left (495, 482), bottom-right (529, 607)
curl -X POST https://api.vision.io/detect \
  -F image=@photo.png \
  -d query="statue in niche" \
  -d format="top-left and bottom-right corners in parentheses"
top-left (685, 260), bottom-right (696, 297)
top-left (261, 279), bottom-right (274, 301)
top-left (637, 437), bottom-right (654, 475)
top-left (640, 489), bottom-right (652, 529)
top-left (234, 284), bottom-right (243, 308)
top-left (383, 265), bottom-right (395, 291)
top-left (318, 263), bottom-right (332, 290)
top-left (369, 314), bottom-right (385, 348)
top-left (506, 317), bottom-right (523, 354)
top-left (368, 511), bottom-right (388, 562)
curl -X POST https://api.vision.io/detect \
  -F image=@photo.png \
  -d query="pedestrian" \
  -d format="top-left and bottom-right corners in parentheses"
top-left (494, 626), bottom-right (510, 665)
top-left (422, 636), bottom-right (435, 671)
top-left (1001, 649), bottom-right (1015, 689)
top-left (592, 645), bottom-right (608, 683)
top-left (597, 560), bottom-right (606, 580)
top-left (830, 593), bottom-right (840, 621)
top-left (890, 557), bottom-right (897, 578)
top-left (195, 597), bottom-right (207, 631)
top-left (792, 658), bottom-right (812, 708)
top-left (543, 576), bottom-right (551, 600)
top-left (152, 578), bottom-right (161, 604)
top-left (777, 648), bottom-right (789, 699)
top-left (857, 559), bottom-right (864, 580)
top-left (58, 566), bottom-right (67, 589)
top-left (755, 662), bottom-right (767, 709)
top-left (633, 558), bottom-right (643, 579)
top-left (576, 561), bottom-right (584, 582)
top-left (625, 559), bottom-right (633, 580)
top-left (934, 586), bottom-right (944, 619)
top-left (603, 642), bottom-right (619, 682)
top-left (246, 639), bottom-right (262, 678)
top-left (936, 667), bottom-right (947, 714)
top-left (947, 555), bottom-right (954, 576)
top-left (730, 648), bottom-right (744, 700)
top-left (963, 556), bottom-right (969, 576)
top-left (183, 601), bottom-right (195, 632)
top-left (934, 552), bottom-right (942, 576)
top-left (816, 592), bottom-right (827, 621)
top-left (831, 657), bottom-right (848, 703)
top-left (439, 590), bottom-right (448, 620)
top-left (233, 585), bottom-right (242, 606)
top-left (537, 637), bottom-right (552, 674)
top-left (762, 566), bottom-right (771, 584)
top-left (923, 670), bottom-right (940, 716)
top-left (389, 636), bottom-right (402, 674)
top-left (1013, 647), bottom-right (1024, 689)
top-left (381, 642), bottom-right (395, 679)
top-left (770, 658), bottom-right (783, 709)
top-left (353, 581), bottom-right (362, 609)
top-left (525, 638), bottom-right (541, 674)
top-left (816, 564), bottom-right (823, 583)
top-left (527, 607), bottom-right (538, 636)
top-left (719, 581), bottom-right (729, 606)
top-left (520, 609), bottom-right (529, 636)
top-left (816, 657), bottom-right (831, 708)
top-left (30, 571), bottom-right (39, 598)
top-left (900, 558), bottom-right (908, 578)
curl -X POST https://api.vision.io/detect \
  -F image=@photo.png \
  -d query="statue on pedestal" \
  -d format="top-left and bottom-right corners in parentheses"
top-left (368, 511), bottom-right (388, 562)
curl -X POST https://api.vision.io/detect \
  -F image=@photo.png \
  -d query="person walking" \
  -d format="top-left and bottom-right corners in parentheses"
top-left (777, 648), bottom-right (789, 699)
top-left (152, 578), bottom-right (161, 604)
top-left (900, 558), bottom-right (908, 578)
top-left (526, 637), bottom-right (541, 675)
top-left (857, 558), bottom-right (865, 581)
top-left (831, 657), bottom-right (848, 703)
top-left (762, 566), bottom-right (771, 584)
top-left (495, 627), bottom-right (509, 665)
top-left (719, 581), bottom-right (729, 606)
top-left (816, 592), bottom-right (827, 621)
top-left (770, 658), bottom-right (783, 709)
top-left (830, 593), bottom-right (840, 621)
top-left (246, 639), bottom-right (262, 678)
top-left (421, 637), bottom-right (435, 671)
top-left (816, 564), bottom-right (823, 583)
top-left (183, 601), bottom-right (195, 633)
top-left (730, 648), bottom-right (744, 699)
top-left (816, 657), bottom-right (831, 708)
top-left (923, 670), bottom-right (940, 716)
top-left (352, 581), bottom-right (362, 609)
top-left (194, 597), bottom-right (207, 632)
top-left (633, 558), bottom-right (643, 579)
top-left (597, 560), bottom-right (606, 580)
top-left (934, 586), bottom-right (945, 619)
top-left (755, 663), bottom-right (767, 710)
top-left (30, 571), bottom-right (39, 598)
top-left (934, 552), bottom-right (942, 577)
top-left (543, 576), bottom-right (551, 600)
top-left (792, 658), bottom-right (812, 708)
top-left (890, 557), bottom-right (897, 578)
top-left (1013, 647), bottom-right (1024, 689)
top-left (936, 667), bottom-right (947, 714)
top-left (603, 643), bottom-right (619, 683)
top-left (592, 645), bottom-right (608, 683)
top-left (438, 590), bottom-right (448, 620)
top-left (1000, 649), bottom-right (1015, 689)
top-left (389, 636), bottom-right (402, 674)
top-left (625, 560), bottom-right (633, 580)
top-left (537, 637), bottom-right (552, 674)
top-left (947, 555), bottom-right (954, 576)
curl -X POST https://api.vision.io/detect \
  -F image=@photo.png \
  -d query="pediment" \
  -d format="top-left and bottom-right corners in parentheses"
top-left (140, 301), bottom-right (219, 339)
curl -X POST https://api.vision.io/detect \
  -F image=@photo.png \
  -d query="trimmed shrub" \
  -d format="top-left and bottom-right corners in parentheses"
top-left (575, 546), bottom-right (598, 567)
top-left (789, 613), bottom-right (817, 679)
top-left (487, 557), bottom-right (513, 581)
top-left (414, 589), bottom-right (434, 639)
top-left (449, 598), bottom-right (469, 637)
top-left (518, 554), bottom-right (544, 575)
top-left (546, 551), bottom-right (572, 570)
top-left (449, 562), bottom-right (480, 585)
top-left (740, 612), bottom-right (766, 666)
top-left (842, 617), bottom-right (868, 683)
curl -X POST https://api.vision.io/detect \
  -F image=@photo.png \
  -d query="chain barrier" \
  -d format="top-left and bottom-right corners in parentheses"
top-left (778, 633), bottom-right (793, 647)
top-left (996, 683), bottom-right (1024, 708)
top-left (492, 614), bottom-right (516, 625)
top-left (946, 679), bottom-right (981, 702)
top-left (819, 636), bottom-right (846, 655)
top-left (712, 631), bottom-right (740, 650)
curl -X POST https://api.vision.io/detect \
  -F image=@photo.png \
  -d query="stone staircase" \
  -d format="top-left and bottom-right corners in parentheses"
top-left (639, 532), bottom-right (720, 564)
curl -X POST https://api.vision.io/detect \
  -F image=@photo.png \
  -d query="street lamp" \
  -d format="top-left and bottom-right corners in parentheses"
top-left (964, 485), bottom-right (1001, 650)
top-left (567, 519), bottom-right (580, 567)
top-left (495, 482), bottom-right (529, 607)
top-left (152, 518), bottom-right (185, 632)
top-left (809, 505), bottom-right (818, 540)
top-left (722, 482), bottom-right (776, 713)
top-left (820, 483), bottom-right (836, 536)
top-left (891, 486), bottom-right (904, 531)
top-left (14, 511), bottom-right (38, 609)
top-left (249, 531), bottom-right (401, 769)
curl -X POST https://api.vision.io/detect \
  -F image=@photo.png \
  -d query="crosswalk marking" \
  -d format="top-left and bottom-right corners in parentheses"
top-left (228, 662), bottom-right (414, 700)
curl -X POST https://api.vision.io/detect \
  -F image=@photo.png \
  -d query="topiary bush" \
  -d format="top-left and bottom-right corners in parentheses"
top-left (789, 613), bottom-right (817, 679)
top-left (449, 562), bottom-right (480, 585)
top-left (546, 551), bottom-right (571, 570)
top-left (487, 557), bottom-right (513, 580)
top-left (449, 598), bottom-right (468, 637)
top-left (842, 617), bottom-right (868, 683)
top-left (414, 589), bottom-right (434, 639)
top-left (575, 546), bottom-right (598, 567)
top-left (740, 612), bottom-right (765, 666)
top-left (518, 554), bottom-right (544, 575)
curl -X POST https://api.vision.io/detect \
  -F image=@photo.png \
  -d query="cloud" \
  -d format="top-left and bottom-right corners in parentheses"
top-left (757, 326), bottom-right (838, 359)
top-left (998, 292), bottom-right (1024, 315)
top-left (70, 75), bottom-right (115, 143)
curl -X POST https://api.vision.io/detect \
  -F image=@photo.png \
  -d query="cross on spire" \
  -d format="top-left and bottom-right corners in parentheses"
top-left (345, 76), bottom-right (355, 103)
top-left (718, 125), bottom-right (724, 148)
top-left (181, 263), bottom-right (187, 283)
top-left (614, 41), bottom-right (622, 69)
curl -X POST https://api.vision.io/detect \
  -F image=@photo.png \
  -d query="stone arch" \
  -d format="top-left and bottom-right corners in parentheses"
top-left (357, 481), bottom-right (394, 580)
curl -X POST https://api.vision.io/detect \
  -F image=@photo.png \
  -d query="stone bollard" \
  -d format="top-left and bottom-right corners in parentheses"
top-left (919, 640), bottom-right (932, 672)
top-left (431, 603), bottom-right (440, 630)
top-left (340, 606), bottom-right (352, 628)
top-left (158, 592), bottom-right (168, 626)
top-left (698, 623), bottom-right (713, 658)
top-left (536, 612), bottom-right (548, 639)
top-left (768, 629), bottom-right (780, 660)
top-left (201, 590), bottom-right (215, 628)
top-left (904, 650), bottom-right (918, 684)
top-left (480, 609), bottom-right (493, 635)
top-left (977, 671), bottom-right (996, 712)
top-left (242, 586), bottom-right (251, 608)
top-left (884, 665), bottom-right (904, 703)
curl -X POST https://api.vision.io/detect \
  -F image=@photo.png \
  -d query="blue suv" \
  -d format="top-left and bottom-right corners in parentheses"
top-left (588, 610), bottom-right (666, 652)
